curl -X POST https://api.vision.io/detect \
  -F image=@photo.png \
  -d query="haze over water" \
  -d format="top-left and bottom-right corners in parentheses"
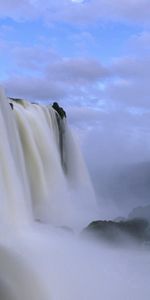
top-left (0, 89), bottom-right (149, 300)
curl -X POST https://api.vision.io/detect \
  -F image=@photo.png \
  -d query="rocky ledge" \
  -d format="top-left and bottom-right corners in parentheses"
top-left (82, 218), bottom-right (150, 245)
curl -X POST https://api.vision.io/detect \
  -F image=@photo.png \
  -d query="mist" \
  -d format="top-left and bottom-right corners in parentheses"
top-left (69, 107), bottom-right (150, 219)
top-left (0, 0), bottom-right (150, 299)
top-left (0, 225), bottom-right (150, 300)
top-left (0, 90), bottom-right (149, 300)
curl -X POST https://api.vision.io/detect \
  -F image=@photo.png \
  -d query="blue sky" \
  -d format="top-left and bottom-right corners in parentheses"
top-left (0, 1), bottom-right (150, 136)
top-left (0, 0), bottom-right (149, 110)
top-left (1, 0), bottom-right (150, 214)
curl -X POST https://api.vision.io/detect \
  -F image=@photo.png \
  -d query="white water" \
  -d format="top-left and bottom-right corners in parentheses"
top-left (0, 89), bottom-right (98, 229)
top-left (0, 88), bottom-right (150, 300)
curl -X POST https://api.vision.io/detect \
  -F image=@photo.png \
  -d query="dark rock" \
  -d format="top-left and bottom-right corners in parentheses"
top-left (52, 102), bottom-right (66, 119)
top-left (52, 102), bottom-right (67, 173)
top-left (9, 97), bottom-right (26, 107)
top-left (9, 103), bottom-right (13, 110)
top-left (83, 218), bottom-right (150, 245)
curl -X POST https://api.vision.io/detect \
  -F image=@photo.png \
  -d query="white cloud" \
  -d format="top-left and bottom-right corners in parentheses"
top-left (46, 58), bottom-right (108, 84)
top-left (1, 35), bottom-right (150, 110)
top-left (3, 49), bottom-right (150, 109)
top-left (112, 57), bottom-right (150, 79)
top-left (0, 0), bottom-right (150, 25)
top-left (3, 76), bottom-right (67, 101)
top-left (1, 43), bottom-right (109, 103)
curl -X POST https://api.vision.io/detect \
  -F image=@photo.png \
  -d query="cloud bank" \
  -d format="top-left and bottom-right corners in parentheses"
top-left (0, 0), bottom-right (150, 25)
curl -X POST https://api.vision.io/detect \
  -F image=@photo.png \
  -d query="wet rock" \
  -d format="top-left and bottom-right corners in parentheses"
top-left (9, 103), bottom-right (13, 110)
top-left (83, 218), bottom-right (150, 245)
top-left (52, 102), bottom-right (66, 119)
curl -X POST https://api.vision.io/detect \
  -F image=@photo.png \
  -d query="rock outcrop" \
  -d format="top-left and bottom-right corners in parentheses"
top-left (83, 218), bottom-right (150, 245)
top-left (52, 102), bottom-right (66, 119)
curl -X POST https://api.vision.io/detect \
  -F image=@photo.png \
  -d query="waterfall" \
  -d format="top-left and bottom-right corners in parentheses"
top-left (0, 90), bottom-right (32, 227)
top-left (0, 87), bottom-right (101, 300)
top-left (0, 88), bottom-right (149, 300)
top-left (0, 88), bottom-right (98, 229)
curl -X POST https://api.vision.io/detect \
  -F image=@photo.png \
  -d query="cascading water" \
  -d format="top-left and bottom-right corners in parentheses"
top-left (0, 87), bottom-right (99, 300)
top-left (0, 90), bottom-right (32, 227)
top-left (0, 88), bottom-right (98, 229)
top-left (0, 88), bottom-right (150, 300)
